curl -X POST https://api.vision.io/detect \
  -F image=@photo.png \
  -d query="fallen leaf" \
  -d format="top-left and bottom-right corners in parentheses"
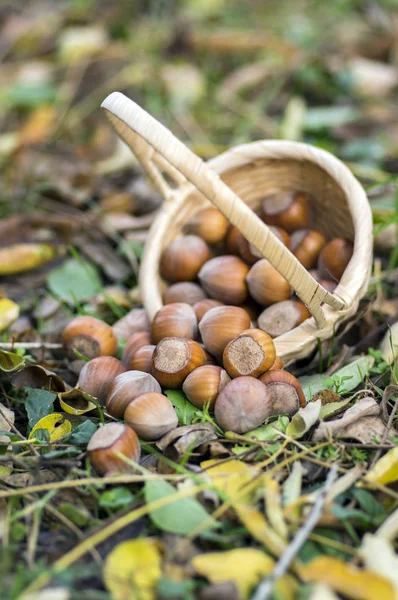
top-left (0, 299), bottom-right (19, 331)
top-left (144, 479), bottom-right (218, 535)
top-left (365, 447), bottom-right (398, 486)
top-left (192, 548), bottom-right (296, 600)
top-left (47, 258), bottom-right (102, 302)
top-left (244, 416), bottom-right (289, 442)
top-left (300, 556), bottom-right (394, 600)
top-left (312, 397), bottom-right (380, 441)
top-left (0, 243), bottom-right (56, 275)
top-left (282, 461), bottom-right (303, 508)
top-left (359, 534), bottom-right (398, 595)
top-left (28, 413), bottom-right (72, 442)
top-left (156, 424), bottom-right (217, 461)
top-left (264, 475), bottom-right (288, 540)
top-left (58, 388), bottom-right (97, 415)
top-left (235, 503), bottom-right (287, 557)
top-left (0, 403), bottom-right (15, 445)
top-left (0, 350), bottom-right (25, 372)
top-left (200, 459), bottom-right (258, 503)
top-left (286, 399), bottom-right (321, 438)
top-left (58, 26), bottom-right (108, 63)
top-left (11, 365), bottom-right (65, 392)
top-left (25, 387), bottom-right (56, 429)
top-left (339, 416), bottom-right (387, 444)
top-left (349, 58), bottom-right (398, 97)
top-left (379, 322), bottom-right (398, 365)
top-left (308, 584), bottom-right (342, 600)
top-left (103, 538), bottom-right (161, 600)
top-left (319, 396), bottom-right (352, 419)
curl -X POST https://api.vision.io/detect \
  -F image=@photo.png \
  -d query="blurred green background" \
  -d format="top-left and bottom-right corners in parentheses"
top-left (1, 0), bottom-right (398, 202)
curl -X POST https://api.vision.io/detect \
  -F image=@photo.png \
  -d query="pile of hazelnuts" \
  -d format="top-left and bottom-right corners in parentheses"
top-left (62, 190), bottom-right (353, 475)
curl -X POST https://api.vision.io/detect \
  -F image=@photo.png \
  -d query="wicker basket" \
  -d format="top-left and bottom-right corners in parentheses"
top-left (101, 92), bottom-right (373, 364)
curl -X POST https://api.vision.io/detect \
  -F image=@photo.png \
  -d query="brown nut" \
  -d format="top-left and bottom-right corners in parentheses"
top-left (291, 229), bottom-right (326, 269)
top-left (222, 329), bottom-right (276, 378)
top-left (270, 356), bottom-right (284, 370)
top-left (121, 331), bottom-right (151, 367)
top-left (124, 392), bottom-right (178, 440)
top-left (62, 316), bottom-right (118, 360)
top-left (129, 345), bottom-right (155, 373)
top-left (214, 376), bottom-right (272, 433)
top-left (259, 369), bottom-right (306, 415)
top-left (164, 282), bottom-right (207, 306)
top-left (152, 337), bottom-right (206, 388)
top-left (261, 190), bottom-right (311, 232)
top-left (318, 238), bottom-right (353, 281)
top-left (151, 303), bottom-right (198, 344)
top-left (160, 235), bottom-right (211, 282)
top-left (246, 259), bottom-right (291, 306)
top-left (77, 356), bottom-right (127, 405)
top-left (198, 255), bottom-right (249, 305)
top-left (87, 423), bottom-right (140, 475)
top-left (182, 365), bottom-right (231, 409)
top-left (193, 298), bottom-right (224, 323)
top-left (238, 226), bottom-right (290, 265)
top-left (184, 207), bottom-right (229, 244)
top-left (258, 300), bottom-right (310, 338)
top-left (199, 305), bottom-right (251, 361)
top-left (225, 225), bottom-right (242, 255)
top-left (106, 371), bottom-right (161, 418)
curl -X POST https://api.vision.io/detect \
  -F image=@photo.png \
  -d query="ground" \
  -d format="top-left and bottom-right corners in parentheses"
top-left (1, 1), bottom-right (398, 599)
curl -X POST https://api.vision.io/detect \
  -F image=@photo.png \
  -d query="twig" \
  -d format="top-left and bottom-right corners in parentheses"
top-left (0, 342), bottom-right (62, 350)
top-left (371, 387), bottom-right (398, 468)
top-left (251, 464), bottom-right (339, 600)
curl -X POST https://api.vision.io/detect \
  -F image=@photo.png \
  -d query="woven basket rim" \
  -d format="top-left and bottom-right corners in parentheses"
top-left (101, 93), bottom-right (373, 363)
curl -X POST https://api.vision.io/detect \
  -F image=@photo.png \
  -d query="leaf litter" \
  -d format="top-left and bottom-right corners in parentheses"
top-left (1, 1), bottom-right (398, 599)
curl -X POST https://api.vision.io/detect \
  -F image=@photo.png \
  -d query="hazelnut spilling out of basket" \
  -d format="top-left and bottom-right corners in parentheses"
top-left (71, 190), bottom-right (355, 471)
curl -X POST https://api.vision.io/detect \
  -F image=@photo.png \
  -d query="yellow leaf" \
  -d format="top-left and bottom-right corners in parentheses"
top-left (58, 389), bottom-right (97, 416)
top-left (365, 447), bottom-right (398, 486)
top-left (0, 244), bottom-right (56, 275)
top-left (103, 538), bottom-right (161, 600)
top-left (264, 476), bottom-right (288, 540)
top-left (29, 413), bottom-right (72, 442)
top-left (235, 503), bottom-right (287, 558)
top-left (193, 548), bottom-right (296, 600)
top-left (20, 105), bottom-right (56, 145)
top-left (200, 459), bottom-right (258, 503)
top-left (0, 299), bottom-right (19, 332)
top-left (300, 556), bottom-right (395, 600)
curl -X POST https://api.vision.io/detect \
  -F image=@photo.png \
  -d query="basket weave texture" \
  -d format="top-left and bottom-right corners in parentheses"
top-left (101, 92), bottom-right (373, 364)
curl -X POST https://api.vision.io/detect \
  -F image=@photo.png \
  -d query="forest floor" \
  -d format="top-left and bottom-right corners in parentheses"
top-left (1, 1), bottom-right (398, 599)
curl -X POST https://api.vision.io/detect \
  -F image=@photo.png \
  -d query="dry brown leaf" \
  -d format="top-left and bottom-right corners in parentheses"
top-left (312, 397), bottom-right (380, 441)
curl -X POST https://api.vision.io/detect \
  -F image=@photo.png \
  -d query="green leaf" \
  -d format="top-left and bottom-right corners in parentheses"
top-left (244, 416), bottom-right (289, 442)
top-left (4, 82), bottom-right (57, 109)
top-left (157, 578), bottom-right (196, 600)
top-left (47, 258), bottom-right (102, 302)
top-left (65, 420), bottom-right (97, 445)
top-left (331, 356), bottom-right (374, 392)
top-left (352, 489), bottom-right (386, 526)
top-left (299, 373), bottom-right (329, 402)
top-left (24, 387), bottom-right (56, 430)
top-left (299, 356), bottom-right (374, 401)
top-left (319, 396), bottom-right (352, 419)
top-left (144, 479), bottom-right (218, 535)
top-left (164, 390), bottom-right (196, 426)
top-left (303, 106), bottom-right (360, 131)
top-left (99, 487), bottom-right (134, 510)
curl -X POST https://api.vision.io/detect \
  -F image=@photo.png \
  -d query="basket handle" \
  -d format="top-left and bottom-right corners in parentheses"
top-left (101, 92), bottom-right (345, 328)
